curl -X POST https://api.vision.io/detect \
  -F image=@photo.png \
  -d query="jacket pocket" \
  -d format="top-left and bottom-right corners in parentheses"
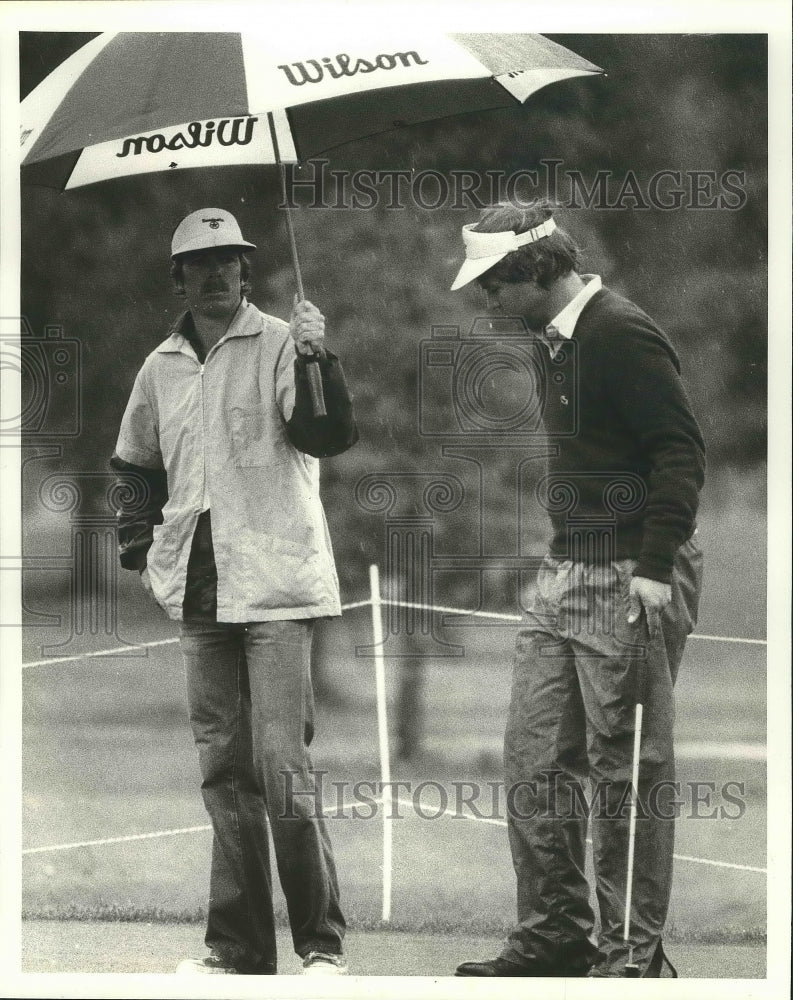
top-left (240, 529), bottom-right (332, 610)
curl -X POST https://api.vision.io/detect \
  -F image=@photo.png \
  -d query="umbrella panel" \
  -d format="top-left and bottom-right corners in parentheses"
top-left (23, 31), bottom-right (603, 168)
top-left (23, 33), bottom-right (249, 165)
top-left (22, 78), bottom-right (529, 190)
top-left (286, 77), bottom-right (517, 160)
top-left (450, 32), bottom-right (599, 77)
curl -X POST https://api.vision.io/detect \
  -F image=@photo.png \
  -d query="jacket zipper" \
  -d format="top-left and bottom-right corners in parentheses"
top-left (199, 362), bottom-right (207, 511)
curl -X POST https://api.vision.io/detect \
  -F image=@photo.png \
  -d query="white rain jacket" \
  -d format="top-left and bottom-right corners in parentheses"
top-left (114, 299), bottom-right (347, 622)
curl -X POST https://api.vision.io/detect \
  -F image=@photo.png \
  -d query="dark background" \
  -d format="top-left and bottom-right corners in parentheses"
top-left (19, 32), bottom-right (767, 606)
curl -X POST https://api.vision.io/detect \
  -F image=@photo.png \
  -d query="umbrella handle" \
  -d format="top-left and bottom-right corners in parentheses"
top-left (288, 227), bottom-right (326, 419)
top-left (304, 355), bottom-right (327, 419)
top-left (277, 155), bottom-right (327, 418)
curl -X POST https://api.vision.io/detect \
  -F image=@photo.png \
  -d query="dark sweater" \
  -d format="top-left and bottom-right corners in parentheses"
top-left (540, 286), bottom-right (705, 583)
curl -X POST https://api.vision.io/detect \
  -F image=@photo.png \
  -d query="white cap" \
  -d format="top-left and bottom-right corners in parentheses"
top-left (171, 208), bottom-right (257, 258)
top-left (450, 218), bottom-right (557, 290)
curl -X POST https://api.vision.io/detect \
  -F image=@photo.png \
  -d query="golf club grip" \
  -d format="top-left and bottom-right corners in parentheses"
top-left (306, 354), bottom-right (327, 417)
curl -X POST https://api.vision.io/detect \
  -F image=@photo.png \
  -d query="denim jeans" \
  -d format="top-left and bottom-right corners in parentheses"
top-left (179, 618), bottom-right (345, 973)
top-left (501, 537), bottom-right (703, 976)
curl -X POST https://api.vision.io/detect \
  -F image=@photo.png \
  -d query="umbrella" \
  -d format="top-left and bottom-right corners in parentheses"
top-left (21, 29), bottom-right (603, 412)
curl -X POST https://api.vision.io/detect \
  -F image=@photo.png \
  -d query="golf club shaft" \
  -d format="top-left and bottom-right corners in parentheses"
top-left (623, 700), bottom-right (644, 946)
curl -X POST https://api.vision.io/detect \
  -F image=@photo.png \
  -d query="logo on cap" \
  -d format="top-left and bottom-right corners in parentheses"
top-left (171, 207), bottom-right (257, 257)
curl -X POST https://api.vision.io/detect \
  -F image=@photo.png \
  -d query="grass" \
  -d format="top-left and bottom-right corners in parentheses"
top-left (20, 642), bottom-right (767, 943)
top-left (21, 904), bottom-right (767, 945)
top-left (19, 471), bottom-right (769, 966)
top-left (21, 710), bottom-right (766, 942)
top-left (21, 922), bottom-right (768, 977)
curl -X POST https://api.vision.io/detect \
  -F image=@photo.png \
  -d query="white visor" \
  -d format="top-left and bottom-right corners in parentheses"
top-left (450, 218), bottom-right (557, 290)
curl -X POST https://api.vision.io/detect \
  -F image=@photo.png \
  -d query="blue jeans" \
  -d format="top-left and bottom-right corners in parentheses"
top-left (501, 538), bottom-right (703, 975)
top-left (179, 619), bottom-right (345, 973)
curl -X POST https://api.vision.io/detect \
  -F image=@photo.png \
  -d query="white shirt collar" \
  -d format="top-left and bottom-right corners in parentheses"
top-left (546, 274), bottom-right (602, 342)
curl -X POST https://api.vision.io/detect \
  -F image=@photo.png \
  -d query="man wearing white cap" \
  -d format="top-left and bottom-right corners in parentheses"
top-left (110, 209), bottom-right (357, 976)
top-left (450, 201), bottom-right (705, 978)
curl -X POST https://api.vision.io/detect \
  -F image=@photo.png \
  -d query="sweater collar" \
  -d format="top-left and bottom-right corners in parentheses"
top-left (545, 275), bottom-right (603, 343)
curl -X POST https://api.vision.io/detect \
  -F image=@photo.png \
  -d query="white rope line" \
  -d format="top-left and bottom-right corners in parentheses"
top-left (379, 599), bottom-right (523, 622)
top-left (392, 796), bottom-right (508, 829)
top-left (379, 600), bottom-right (768, 644)
top-left (21, 602), bottom-right (368, 669)
top-left (340, 599), bottom-right (373, 612)
top-left (20, 600), bottom-right (373, 669)
top-left (22, 824), bottom-right (212, 855)
top-left (686, 633), bottom-right (766, 646)
top-left (387, 796), bottom-right (767, 874)
top-left (21, 637), bottom-right (180, 670)
top-left (19, 598), bottom-right (766, 669)
top-left (22, 790), bottom-right (385, 855)
top-left (25, 796), bottom-right (767, 876)
top-left (670, 852), bottom-right (766, 874)
top-left (21, 791), bottom-right (391, 856)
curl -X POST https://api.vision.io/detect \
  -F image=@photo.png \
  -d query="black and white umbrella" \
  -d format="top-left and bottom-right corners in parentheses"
top-left (21, 29), bottom-right (603, 410)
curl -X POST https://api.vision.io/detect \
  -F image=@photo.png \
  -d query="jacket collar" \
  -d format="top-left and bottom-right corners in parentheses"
top-left (156, 298), bottom-right (263, 354)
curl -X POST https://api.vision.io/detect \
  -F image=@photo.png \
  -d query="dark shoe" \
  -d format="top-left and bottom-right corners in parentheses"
top-left (175, 955), bottom-right (276, 976)
top-left (175, 956), bottom-right (240, 975)
top-left (456, 957), bottom-right (540, 977)
top-left (456, 943), bottom-right (597, 978)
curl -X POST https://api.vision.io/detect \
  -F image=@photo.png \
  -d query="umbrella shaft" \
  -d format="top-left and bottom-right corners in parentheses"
top-left (281, 165), bottom-right (305, 301)
top-left (267, 112), bottom-right (305, 301)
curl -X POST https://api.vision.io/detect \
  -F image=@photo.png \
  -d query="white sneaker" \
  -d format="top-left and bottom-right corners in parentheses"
top-left (302, 951), bottom-right (348, 975)
top-left (175, 955), bottom-right (239, 974)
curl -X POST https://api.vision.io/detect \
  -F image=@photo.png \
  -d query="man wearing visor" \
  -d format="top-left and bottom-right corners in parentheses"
top-left (450, 201), bottom-right (705, 978)
top-left (111, 209), bottom-right (357, 976)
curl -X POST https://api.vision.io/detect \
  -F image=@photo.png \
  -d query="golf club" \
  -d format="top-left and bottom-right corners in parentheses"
top-left (623, 647), bottom-right (646, 978)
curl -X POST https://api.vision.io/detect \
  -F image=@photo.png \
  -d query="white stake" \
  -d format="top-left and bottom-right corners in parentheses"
top-left (369, 564), bottom-right (392, 922)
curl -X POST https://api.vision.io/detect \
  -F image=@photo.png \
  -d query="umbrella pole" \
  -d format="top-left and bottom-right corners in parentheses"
top-left (269, 112), bottom-right (326, 417)
top-left (279, 161), bottom-right (305, 302)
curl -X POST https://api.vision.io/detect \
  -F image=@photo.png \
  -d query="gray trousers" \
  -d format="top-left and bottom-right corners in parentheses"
top-left (180, 619), bottom-right (345, 973)
top-left (501, 538), bottom-right (703, 975)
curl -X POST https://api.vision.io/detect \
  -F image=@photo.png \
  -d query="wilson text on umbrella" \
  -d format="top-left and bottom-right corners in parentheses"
top-left (116, 118), bottom-right (258, 158)
top-left (277, 51), bottom-right (429, 86)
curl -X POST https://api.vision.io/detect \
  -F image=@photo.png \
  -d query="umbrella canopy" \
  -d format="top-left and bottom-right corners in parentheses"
top-left (20, 30), bottom-right (603, 416)
top-left (21, 30), bottom-right (603, 189)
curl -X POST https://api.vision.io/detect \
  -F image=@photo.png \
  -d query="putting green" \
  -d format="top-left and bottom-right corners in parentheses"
top-left (22, 920), bottom-right (766, 978)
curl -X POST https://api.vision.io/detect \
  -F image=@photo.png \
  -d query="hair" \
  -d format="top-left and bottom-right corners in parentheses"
top-left (473, 200), bottom-right (582, 289)
top-left (170, 251), bottom-right (252, 298)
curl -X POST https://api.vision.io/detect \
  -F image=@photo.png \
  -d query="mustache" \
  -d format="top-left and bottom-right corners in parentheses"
top-left (202, 282), bottom-right (229, 292)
